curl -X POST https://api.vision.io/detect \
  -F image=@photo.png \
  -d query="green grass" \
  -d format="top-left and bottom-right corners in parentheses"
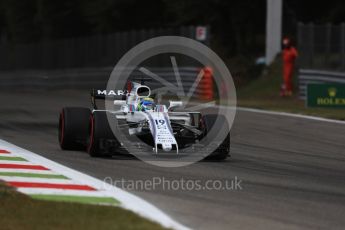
top-left (30, 194), bottom-right (120, 205)
top-left (237, 58), bottom-right (345, 120)
top-left (0, 183), bottom-right (166, 230)
top-left (0, 172), bottom-right (68, 179)
top-left (0, 156), bottom-right (27, 161)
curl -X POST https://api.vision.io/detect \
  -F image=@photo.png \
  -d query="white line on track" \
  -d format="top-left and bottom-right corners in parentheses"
top-left (17, 188), bottom-right (112, 197)
top-left (237, 107), bottom-right (345, 125)
top-left (0, 168), bottom-right (60, 174)
top-left (0, 160), bottom-right (45, 165)
top-left (0, 154), bottom-right (23, 158)
top-left (0, 176), bottom-right (75, 184)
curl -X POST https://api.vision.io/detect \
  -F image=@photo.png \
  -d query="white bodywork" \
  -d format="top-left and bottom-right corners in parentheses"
top-left (107, 82), bottom-right (191, 153)
top-left (126, 111), bottom-right (178, 153)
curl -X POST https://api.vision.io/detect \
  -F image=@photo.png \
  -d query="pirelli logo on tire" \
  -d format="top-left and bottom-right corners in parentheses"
top-left (307, 83), bottom-right (345, 108)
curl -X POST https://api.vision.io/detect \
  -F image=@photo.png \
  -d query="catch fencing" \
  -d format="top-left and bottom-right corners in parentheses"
top-left (297, 23), bottom-right (345, 71)
top-left (0, 25), bottom-right (214, 99)
top-left (297, 23), bottom-right (345, 99)
top-left (0, 26), bottom-right (209, 70)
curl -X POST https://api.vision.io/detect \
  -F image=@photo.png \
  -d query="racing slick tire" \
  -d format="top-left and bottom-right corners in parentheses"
top-left (87, 111), bottom-right (119, 157)
top-left (58, 107), bottom-right (90, 150)
top-left (200, 114), bottom-right (230, 161)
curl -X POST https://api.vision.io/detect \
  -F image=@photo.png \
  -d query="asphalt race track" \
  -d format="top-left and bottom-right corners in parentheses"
top-left (1, 90), bottom-right (345, 230)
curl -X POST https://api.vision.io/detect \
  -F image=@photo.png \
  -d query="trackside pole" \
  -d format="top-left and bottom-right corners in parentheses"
top-left (266, 0), bottom-right (283, 65)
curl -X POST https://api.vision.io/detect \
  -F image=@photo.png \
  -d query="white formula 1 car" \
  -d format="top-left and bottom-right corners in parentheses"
top-left (58, 82), bottom-right (230, 160)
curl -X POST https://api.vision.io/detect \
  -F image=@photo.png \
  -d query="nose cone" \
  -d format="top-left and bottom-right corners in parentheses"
top-left (162, 143), bottom-right (172, 152)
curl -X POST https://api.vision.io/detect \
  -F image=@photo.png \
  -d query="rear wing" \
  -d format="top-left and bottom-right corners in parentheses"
top-left (91, 89), bottom-right (127, 109)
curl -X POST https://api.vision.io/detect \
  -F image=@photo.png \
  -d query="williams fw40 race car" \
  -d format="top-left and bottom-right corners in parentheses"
top-left (58, 82), bottom-right (230, 160)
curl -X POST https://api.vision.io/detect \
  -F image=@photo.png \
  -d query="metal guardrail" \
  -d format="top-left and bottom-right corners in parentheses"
top-left (298, 69), bottom-right (345, 99)
top-left (0, 67), bottom-right (211, 98)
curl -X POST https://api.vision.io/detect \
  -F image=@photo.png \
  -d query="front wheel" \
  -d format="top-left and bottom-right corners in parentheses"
top-left (87, 111), bottom-right (120, 157)
top-left (199, 114), bottom-right (230, 161)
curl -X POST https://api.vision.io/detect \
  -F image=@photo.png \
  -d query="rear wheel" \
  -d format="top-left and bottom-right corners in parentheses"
top-left (58, 107), bottom-right (90, 150)
top-left (199, 114), bottom-right (230, 160)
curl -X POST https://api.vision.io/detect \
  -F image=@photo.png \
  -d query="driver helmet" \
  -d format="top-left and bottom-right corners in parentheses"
top-left (138, 97), bottom-right (155, 111)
